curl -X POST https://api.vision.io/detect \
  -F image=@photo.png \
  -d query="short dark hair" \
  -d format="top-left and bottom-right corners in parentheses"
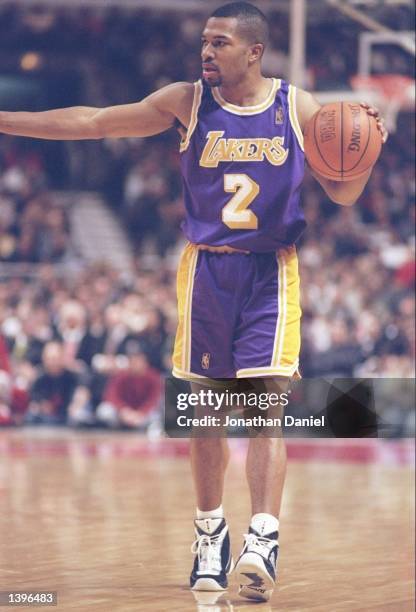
top-left (211, 2), bottom-right (269, 48)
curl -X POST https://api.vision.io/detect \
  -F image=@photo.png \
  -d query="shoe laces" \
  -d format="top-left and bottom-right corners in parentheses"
top-left (191, 527), bottom-right (226, 574)
top-left (243, 532), bottom-right (277, 556)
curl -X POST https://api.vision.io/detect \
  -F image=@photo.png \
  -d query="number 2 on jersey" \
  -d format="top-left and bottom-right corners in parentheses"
top-left (222, 174), bottom-right (259, 229)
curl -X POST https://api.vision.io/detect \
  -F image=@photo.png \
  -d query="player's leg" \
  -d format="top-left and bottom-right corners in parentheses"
top-left (235, 378), bottom-right (287, 602)
top-left (246, 432), bottom-right (286, 516)
top-left (189, 422), bottom-right (233, 591)
top-left (232, 247), bottom-right (301, 601)
top-left (190, 433), bottom-right (230, 512)
top-left (244, 376), bottom-right (289, 514)
top-left (188, 382), bottom-right (236, 592)
top-left (171, 246), bottom-right (238, 590)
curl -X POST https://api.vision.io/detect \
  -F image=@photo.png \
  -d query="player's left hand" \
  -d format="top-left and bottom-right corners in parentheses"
top-left (360, 102), bottom-right (388, 144)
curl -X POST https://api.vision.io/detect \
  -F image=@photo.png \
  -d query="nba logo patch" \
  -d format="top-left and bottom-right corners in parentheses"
top-left (201, 353), bottom-right (210, 369)
top-left (275, 106), bottom-right (284, 125)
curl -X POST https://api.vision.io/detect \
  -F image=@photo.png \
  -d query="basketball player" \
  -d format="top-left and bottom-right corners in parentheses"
top-left (0, 2), bottom-right (387, 602)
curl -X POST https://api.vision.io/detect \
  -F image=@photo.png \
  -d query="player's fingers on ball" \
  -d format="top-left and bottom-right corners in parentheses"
top-left (376, 119), bottom-right (388, 143)
top-left (360, 101), bottom-right (378, 116)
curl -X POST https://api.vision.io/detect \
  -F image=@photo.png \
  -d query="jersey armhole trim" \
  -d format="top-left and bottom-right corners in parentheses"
top-left (288, 85), bottom-right (304, 151)
top-left (179, 80), bottom-right (203, 153)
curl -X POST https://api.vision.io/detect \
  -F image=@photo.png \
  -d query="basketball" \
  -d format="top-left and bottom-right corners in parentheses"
top-left (304, 102), bottom-right (382, 181)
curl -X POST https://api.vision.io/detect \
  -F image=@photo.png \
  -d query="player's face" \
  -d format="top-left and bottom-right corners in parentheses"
top-left (201, 17), bottom-right (253, 87)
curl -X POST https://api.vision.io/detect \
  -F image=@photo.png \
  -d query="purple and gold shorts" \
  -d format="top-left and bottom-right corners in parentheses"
top-left (172, 243), bottom-right (301, 380)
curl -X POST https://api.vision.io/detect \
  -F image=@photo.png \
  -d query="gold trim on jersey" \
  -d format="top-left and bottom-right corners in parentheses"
top-left (288, 85), bottom-right (304, 151)
top-left (172, 242), bottom-right (199, 374)
top-left (179, 81), bottom-right (203, 153)
top-left (212, 78), bottom-right (281, 116)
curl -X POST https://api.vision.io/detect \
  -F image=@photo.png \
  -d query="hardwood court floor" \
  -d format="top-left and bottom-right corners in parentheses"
top-left (0, 430), bottom-right (414, 612)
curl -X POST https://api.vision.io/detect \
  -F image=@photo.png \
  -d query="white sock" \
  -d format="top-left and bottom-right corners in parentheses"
top-left (196, 504), bottom-right (224, 520)
top-left (250, 513), bottom-right (279, 536)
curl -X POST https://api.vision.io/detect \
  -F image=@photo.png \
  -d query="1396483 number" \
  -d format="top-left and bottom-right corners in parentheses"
top-left (6, 591), bottom-right (56, 605)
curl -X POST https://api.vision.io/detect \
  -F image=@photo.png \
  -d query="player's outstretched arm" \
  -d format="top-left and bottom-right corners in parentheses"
top-left (0, 82), bottom-right (194, 141)
top-left (297, 90), bottom-right (388, 206)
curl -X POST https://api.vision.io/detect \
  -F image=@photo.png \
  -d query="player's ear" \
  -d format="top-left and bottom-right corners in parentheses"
top-left (248, 43), bottom-right (264, 64)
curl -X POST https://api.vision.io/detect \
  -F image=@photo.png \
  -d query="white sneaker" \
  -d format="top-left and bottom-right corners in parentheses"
top-left (190, 518), bottom-right (234, 591)
top-left (234, 526), bottom-right (279, 602)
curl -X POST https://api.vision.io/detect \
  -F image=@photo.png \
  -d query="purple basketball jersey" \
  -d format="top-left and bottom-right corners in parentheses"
top-left (179, 78), bottom-right (306, 253)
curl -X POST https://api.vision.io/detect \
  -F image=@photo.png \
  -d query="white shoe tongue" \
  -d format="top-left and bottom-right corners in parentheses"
top-left (252, 524), bottom-right (270, 536)
top-left (250, 514), bottom-right (278, 537)
top-left (195, 517), bottom-right (223, 534)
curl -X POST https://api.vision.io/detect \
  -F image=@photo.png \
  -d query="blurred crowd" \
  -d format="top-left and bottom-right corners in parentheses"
top-left (0, 4), bottom-right (413, 97)
top-left (0, 140), bottom-right (74, 263)
top-left (0, 5), bottom-right (414, 429)
top-left (0, 261), bottom-right (175, 427)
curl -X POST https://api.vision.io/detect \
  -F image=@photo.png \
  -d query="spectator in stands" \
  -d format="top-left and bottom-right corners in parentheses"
top-left (100, 304), bottom-right (129, 356)
top-left (96, 341), bottom-right (162, 429)
top-left (0, 370), bottom-right (29, 426)
top-left (26, 341), bottom-right (78, 425)
top-left (55, 299), bottom-right (102, 371)
top-left (118, 303), bottom-right (168, 372)
top-left (311, 319), bottom-right (364, 377)
top-left (6, 307), bottom-right (52, 367)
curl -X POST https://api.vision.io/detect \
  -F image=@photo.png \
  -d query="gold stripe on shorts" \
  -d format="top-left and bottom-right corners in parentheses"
top-left (172, 243), bottom-right (198, 374)
top-left (271, 245), bottom-right (301, 372)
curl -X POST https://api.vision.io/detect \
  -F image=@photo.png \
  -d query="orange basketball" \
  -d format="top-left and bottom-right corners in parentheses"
top-left (304, 102), bottom-right (382, 181)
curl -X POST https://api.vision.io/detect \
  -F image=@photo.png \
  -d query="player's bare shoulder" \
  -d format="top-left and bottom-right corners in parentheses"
top-left (148, 81), bottom-right (195, 128)
top-left (295, 88), bottom-right (321, 133)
